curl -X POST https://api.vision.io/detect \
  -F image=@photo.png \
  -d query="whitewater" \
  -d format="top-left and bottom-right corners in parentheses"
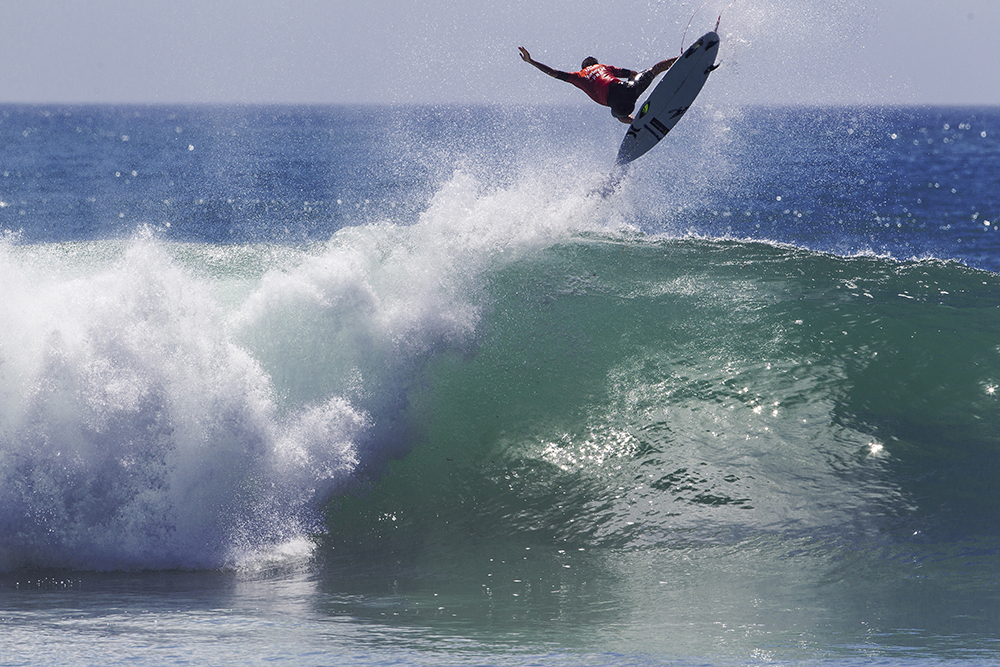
top-left (1, 103), bottom-right (1000, 665)
top-left (0, 165), bottom-right (599, 570)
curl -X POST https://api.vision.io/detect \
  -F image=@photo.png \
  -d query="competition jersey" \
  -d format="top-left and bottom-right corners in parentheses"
top-left (564, 64), bottom-right (632, 107)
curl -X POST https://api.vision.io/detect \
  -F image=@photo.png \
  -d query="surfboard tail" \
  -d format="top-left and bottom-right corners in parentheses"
top-left (615, 135), bottom-right (638, 166)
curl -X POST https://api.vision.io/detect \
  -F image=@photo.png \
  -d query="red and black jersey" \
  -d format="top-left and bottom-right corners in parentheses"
top-left (561, 64), bottom-right (633, 107)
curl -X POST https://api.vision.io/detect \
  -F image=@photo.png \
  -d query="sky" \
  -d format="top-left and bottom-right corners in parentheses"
top-left (0, 0), bottom-right (998, 107)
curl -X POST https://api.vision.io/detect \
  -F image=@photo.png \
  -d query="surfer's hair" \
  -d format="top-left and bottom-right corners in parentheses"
top-left (581, 56), bottom-right (598, 68)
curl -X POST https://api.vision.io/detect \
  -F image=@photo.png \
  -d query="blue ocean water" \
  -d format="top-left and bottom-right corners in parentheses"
top-left (1, 102), bottom-right (1000, 666)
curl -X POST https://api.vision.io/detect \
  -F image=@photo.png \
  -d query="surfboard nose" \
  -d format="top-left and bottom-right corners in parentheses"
top-left (614, 31), bottom-right (719, 167)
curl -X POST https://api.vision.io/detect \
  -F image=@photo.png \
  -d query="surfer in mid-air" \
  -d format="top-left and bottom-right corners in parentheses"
top-left (518, 47), bottom-right (678, 124)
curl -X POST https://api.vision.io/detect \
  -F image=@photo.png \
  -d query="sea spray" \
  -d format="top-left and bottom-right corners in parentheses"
top-left (229, 169), bottom-right (610, 464)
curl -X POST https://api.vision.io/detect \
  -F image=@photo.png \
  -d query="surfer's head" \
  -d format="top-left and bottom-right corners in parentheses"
top-left (581, 56), bottom-right (598, 69)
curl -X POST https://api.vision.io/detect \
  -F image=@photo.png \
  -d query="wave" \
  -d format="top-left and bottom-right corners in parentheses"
top-left (2, 170), bottom-right (999, 571)
top-left (325, 231), bottom-right (1000, 556)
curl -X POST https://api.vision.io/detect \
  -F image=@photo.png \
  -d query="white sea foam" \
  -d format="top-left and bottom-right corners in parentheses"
top-left (0, 234), bottom-right (359, 570)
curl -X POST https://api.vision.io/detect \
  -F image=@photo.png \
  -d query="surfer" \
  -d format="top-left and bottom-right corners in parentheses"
top-left (518, 47), bottom-right (678, 124)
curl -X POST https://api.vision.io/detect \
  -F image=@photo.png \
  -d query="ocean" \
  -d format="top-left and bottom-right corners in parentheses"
top-left (1, 102), bottom-right (999, 666)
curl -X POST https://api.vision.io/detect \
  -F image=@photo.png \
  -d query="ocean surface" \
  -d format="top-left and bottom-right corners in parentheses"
top-left (1, 102), bottom-right (999, 666)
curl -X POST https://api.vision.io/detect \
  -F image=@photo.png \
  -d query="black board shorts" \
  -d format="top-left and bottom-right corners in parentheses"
top-left (607, 67), bottom-right (661, 119)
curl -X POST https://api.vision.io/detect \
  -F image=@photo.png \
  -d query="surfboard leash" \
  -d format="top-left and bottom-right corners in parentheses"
top-left (682, 0), bottom-right (736, 52)
top-left (680, 0), bottom-right (715, 53)
top-left (715, 0), bottom-right (737, 31)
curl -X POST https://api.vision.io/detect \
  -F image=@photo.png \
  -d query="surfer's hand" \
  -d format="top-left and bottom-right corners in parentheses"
top-left (518, 47), bottom-right (532, 64)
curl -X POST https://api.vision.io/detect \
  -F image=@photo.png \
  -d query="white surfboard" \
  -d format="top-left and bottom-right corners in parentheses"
top-left (615, 31), bottom-right (720, 167)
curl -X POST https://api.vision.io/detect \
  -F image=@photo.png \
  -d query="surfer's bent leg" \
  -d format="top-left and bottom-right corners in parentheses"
top-left (631, 67), bottom-right (660, 97)
top-left (607, 82), bottom-right (638, 121)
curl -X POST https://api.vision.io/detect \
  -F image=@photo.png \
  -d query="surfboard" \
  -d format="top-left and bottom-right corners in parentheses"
top-left (615, 31), bottom-right (720, 167)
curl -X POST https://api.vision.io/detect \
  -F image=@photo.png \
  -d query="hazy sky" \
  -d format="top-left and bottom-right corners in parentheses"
top-left (1, 0), bottom-right (997, 106)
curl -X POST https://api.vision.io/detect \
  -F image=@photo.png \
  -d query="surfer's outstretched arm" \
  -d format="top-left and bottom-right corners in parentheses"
top-left (518, 47), bottom-right (570, 81)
